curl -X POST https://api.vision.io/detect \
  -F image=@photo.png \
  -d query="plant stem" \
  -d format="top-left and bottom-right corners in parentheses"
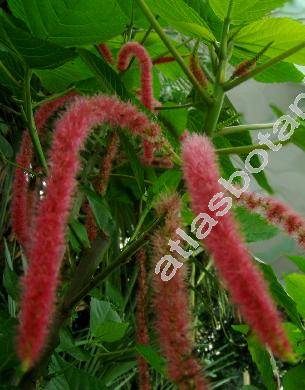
top-left (136, 0), bottom-right (213, 105)
top-left (224, 40), bottom-right (305, 91)
top-left (216, 140), bottom-right (288, 155)
top-left (204, 0), bottom-right (233, 134)
top-left (32, 86), bottom-right (75, 109)
top-left (23, 68), bottom-right (48, 173)
top-left (218, 122), bottom-right (274, 135)
top-left (152, 37), bottom-right (193, 62)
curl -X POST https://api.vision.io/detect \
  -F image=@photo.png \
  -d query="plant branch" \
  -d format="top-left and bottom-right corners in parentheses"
top-left (204, 0), bottom-right (233, 134)
top-left (224, 40), bottom-right (305, 91)
top-left (216, 140), bottom-right (289, 155)
top-left (218, 122), bottom-right (274, 136)
top-left (32, 86), bottom-right (76, 109)
top-left (23, 68), bottom-right (48, 173)
top-left (152, 37), bottom-right (193, 62)
top-left (136, 0), bottom-right (213, 105)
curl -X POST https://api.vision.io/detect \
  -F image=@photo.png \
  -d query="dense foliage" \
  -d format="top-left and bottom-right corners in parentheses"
top-left (1, 0), bottom-right (305, 389)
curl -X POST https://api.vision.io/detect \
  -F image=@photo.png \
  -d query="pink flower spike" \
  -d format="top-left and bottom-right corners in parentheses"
top-left (17, 95), bottom-right (164, 367)
top-left (152, 195), bottom-right (208, 389)
top-left (98, 43), bottom-right (114, 64)
top-left (182, 134), bottom-right (292, 360)
top-left (118, 42), bottom-right (155, 111)
top-left (136, 249), bottom-right (151, 389)
top-left (11, 93), bottom-right (77, 254)
top-left (237, 191), bottom-right (305, 252)
top-left (98, 132), bottom-right (119, 195)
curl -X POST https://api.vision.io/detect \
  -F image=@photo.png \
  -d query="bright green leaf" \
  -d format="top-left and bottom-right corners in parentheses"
top-left (287, 256), bottom-right (305, 274)
top-left (283, 363), bottom-right (305, 390)
top-left (284, 274), bottom-right (305, 318)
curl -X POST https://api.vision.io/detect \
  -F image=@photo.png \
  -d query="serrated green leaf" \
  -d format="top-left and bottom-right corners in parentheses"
top-left (90, 298), bottom-right (122, 335)
top-left (209, 0), bottom-right (286, 24)
top-left (146, 0), bottom-right (215, 41)
top-left (0, 11), bottom-right (76, 69)
top-left (20, 0), bottom-right (128, 47)
top-left (92, 321), bottom-right (128, 342)
top-left (235, 18), bottom-right (305, 66)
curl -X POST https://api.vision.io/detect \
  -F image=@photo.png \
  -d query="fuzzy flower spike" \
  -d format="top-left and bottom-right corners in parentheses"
top-left (11, 93), bottom-right (77, 254)
top-left (182, 134), bottom-right (292, 359)
top-left (17, 95), bottom-right (163, 368)
top-left (236, 190), bottom-right (305, 251)
top-left (152, 194), bottom-right (208, 389)
top-left (118, 42), bottom-right (155, 111)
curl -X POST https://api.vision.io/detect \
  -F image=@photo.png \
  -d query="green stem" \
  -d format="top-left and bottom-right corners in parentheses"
top-left (204, 0), bottom-right (233, 134)
top-left (136, 0), bottom-right (213, 106)
top-left (152, 37), bottom-right (193, 61)
top-left (218, 122), bottom-right (274, 135)
top-left (224, 40), bottom-right (305, 91)
top-left (32, 86), bottom-right (75, 109)
top-left (216, 140), bottom-right (288, 155)
top-left (23, 68), bottom-right (48, 173)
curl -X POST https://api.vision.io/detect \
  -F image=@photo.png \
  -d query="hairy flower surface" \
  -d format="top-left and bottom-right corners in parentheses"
top-left (17, 95), bottom-right (163, 367)
top-left (236, 191), bottom-right (305, 251)
top-left (98, 43), bottom-right (114, 64)
top-left (189, 54), bottom-right (208, 87)
top-left (152, 195), bottom-right (208, 389)
top-left (118, 42), bottom-right (155, 110)
top-left (98, 132), bottom-right (119, 194)
top-left (182, 134), bottom-right (292, 359)
top-left (153, 56), bottom-right (176, 65)
top-left (12, 93), bottom-right (77, 254)
top-left (136, 249), bottom-right (151, 389)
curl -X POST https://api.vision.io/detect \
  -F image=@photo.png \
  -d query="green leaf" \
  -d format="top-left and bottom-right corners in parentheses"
top-left (247, 335), bottom-right (276, 390)
top-left (20, 0), bottom-right (128, 47)
top-left (90, 298), bottom-right (122, 336)
top-left (136, 344), bottom-right (166, 375)
top-left (235, 18), bottom-right (305, 66)
top-left (209, 0), bottom-right (286, 25)
top-left (35, 58), bottom-right (93, 93)
top-left (146, 0), bottom-right (215, 41)
top-left (69, 219), bottom-right (90, 249)
top-left (92, 321), bottom-right (128, 342)
top-left (0, 311), bottom-right (18, 372)
top-left (234, 206), bottom-right (279, 243)
top-left (284, 322), bottom-right (305, 357)
top-left (0, 134), bottom-right (13, 159)
top-left (287, 256), bottom-right (305, 274)
top-left (283, 363), bottom-right (305, 390)
top-left (256, 259), bottom-right (303, 329)
top-left (292, 125), bottom-right (305, 153)
top-left (58, 328), bottom-right (91, 361)
top-left (0, 11), bottom-right (76, 69)
top-left (78, 49), bottom-right (129, 99)
top-left (150, 168), bottom-right (182, 196)
top-left (101, 361), bottom-right (136, 387)
top-left (284, 274), bottom-right (305, 318)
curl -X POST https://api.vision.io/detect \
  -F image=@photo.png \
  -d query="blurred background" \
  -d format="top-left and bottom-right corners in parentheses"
top-left (229, 0), bottom-right (305, 276)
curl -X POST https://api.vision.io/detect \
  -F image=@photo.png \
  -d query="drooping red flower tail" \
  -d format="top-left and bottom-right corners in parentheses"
top-left (117, 42), bottom-right (155, 111)
top-left (11, 93), bottom-right (77, 254)
top-left (182, 134), bottom-right (292, 360)
top-left (98, 43), bottom-right (114, 64)
top-left (98, 131), bottom-right (119, 195)
top-left (152, 194), bottom-right (208, 389)
top-left (236, 190), bottom-right (305, 251)
top-left (153, 56), bottom-right (176, 65)
top-left (136, 248), bottom-right (151, 390)
top-left (84, 202), bottom-right (99, 242)
top-left (189, 54), bottom-right (208, 87)
top-left (17, 95), bottom-right (164, 368)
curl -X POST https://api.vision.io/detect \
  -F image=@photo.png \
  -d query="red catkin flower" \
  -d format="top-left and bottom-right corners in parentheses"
top-left (153, 56), bottom-right (176, 65)
top-left (117, 42), bottom-right (155, 111)
top-left (236, 190), bottom-right (305, 252)
top-left (11, 93), bottom-right (77, 254)
top-left (231, 59), bottom-right (256, 79)
top-left (152, 194), bottom-right (208, 389)
top-left (189, 54), bottom-right (208, 87)
top-left (98, 43), bottom-right (114, 64)
top-left (182, 134), bottom-right (292, 359)
top-left (17, 95), bottom-right (163, 367)
top-left (84, 202), bottom-right (99, 242)
top-left (136, 248), bottom-right (151, 390)
top-left (98, 131), bottom-right (119, 195)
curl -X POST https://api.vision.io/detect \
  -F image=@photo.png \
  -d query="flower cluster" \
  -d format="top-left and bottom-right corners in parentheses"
top-left (152, 194), bottom-right (208, 389)
top-left (236, 190), bottom-right (305, 251)
top-left (98, 43), bottom-right (114, 64)
top-left (16, 95), bottom-right (164, 367)
top-left (182, 134), bottom-right (292, 359)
